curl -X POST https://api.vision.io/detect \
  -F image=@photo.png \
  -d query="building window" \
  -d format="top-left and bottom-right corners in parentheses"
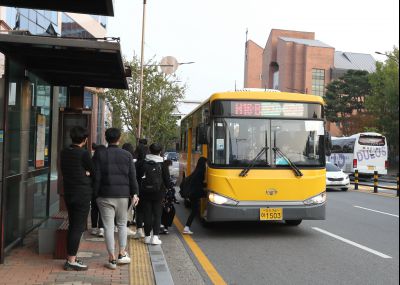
top-left (312, 69), bottom-right (325, 96)
top-left (83, 91), bottom-right (93, 109)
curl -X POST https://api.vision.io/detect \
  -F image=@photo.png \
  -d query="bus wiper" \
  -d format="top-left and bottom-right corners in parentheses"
top-left (239, 147), bottom-right (268, 177)
top-left (273, 147), bottom-right (303, 177)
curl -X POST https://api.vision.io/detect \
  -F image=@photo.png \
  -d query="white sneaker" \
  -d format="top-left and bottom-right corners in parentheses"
top-left (134, 228), bottom-right (145, 239)
top-left (90, 228), bottom-right (98, 236)
top-left (127, 228), bottom-right (136, 237)
top-left (105, 260), bottom-right (117, 270)
top-left (151, 235), bottom-right (162, 245)
top-left (183, 226), bottom-right (193, 235)
top-left (117, 253), bottom-right (131, 264)
top-left (98, 228), bottom-right (104, 237)
top-left (144, 236), bottom-right (152, 244)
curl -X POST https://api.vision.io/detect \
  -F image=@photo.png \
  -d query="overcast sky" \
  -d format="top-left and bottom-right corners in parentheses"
top-left (108, 0), bottom-right (399, 102)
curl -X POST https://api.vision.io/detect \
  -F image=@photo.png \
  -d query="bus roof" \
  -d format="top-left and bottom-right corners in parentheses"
top-left (181, 91), bottom-right (324, 122)
top-left (209, 91), bottom-right (324, 104)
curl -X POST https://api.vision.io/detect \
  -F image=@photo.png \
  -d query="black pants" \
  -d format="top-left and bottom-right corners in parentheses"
top-left (185, 198), bottom-right (200, 227)
top-left (91, 197), bottom-right (103, 228)
top-left (65, 195), bottom-right (90, 256)
top-left (142, 198), bottom-right (163, 236)
top-left (135, 201), bottom-right (144, 229)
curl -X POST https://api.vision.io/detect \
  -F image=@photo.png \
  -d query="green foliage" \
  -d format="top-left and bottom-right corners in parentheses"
top-left (324, 70), bottom-right (372, 135)
top-left (366, 47), bottom-right (399, 159)
top-left (100, 56), bottom-right (185, 149)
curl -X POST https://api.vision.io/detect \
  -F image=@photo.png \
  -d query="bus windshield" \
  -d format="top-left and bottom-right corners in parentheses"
top-left (211, 118), bottom-right (325, 168)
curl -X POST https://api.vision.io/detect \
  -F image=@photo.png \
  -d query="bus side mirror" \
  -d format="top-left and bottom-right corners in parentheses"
top-left (198, 123), bottom-right (210, 145)
top-left (325, 131), bottom-right (332, 157)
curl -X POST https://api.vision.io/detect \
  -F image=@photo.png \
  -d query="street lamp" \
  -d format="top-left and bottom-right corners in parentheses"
top-left (138, 0), bottom-right (147, 139)
top-left (375, 51), bottom-right (399, 65)
top-left (286, 87), bottom-right (308, 94)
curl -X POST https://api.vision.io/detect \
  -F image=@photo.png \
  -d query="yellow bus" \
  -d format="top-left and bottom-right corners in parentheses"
top-left (179, 90), bottom-right (328, 226)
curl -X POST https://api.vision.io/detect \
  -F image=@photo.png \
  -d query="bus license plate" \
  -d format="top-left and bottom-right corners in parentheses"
top-left (368, 166), bottom-right (375, 170)
top-left (260, 208), bottom-right (283, 221)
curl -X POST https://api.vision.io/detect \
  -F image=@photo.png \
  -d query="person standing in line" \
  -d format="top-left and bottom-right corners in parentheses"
top-left (133, 140), bottom-right (148, 239)
top-left (60, 126), bottom-right (94, 271)
top-left (183, 157), bottom-right (207, 235)
top-left (138, 143), bottom-right (170, 245)
top-left (90, 143), bottom-right (106, 237)
top-left (94, 128), bottom-right (139, 270)
top-left (121, 142), bottom-right (141, 237)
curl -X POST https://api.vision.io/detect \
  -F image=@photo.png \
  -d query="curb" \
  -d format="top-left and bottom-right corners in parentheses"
top-left (148, 244), bottom-right (175, 285)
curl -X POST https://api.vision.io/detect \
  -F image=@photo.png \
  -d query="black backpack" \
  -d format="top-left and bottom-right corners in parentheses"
top-left (141, 161), bottom-right (163, 194)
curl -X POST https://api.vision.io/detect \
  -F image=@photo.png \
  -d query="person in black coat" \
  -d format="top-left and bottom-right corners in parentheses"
top-left (132, 141), bottom-right (148, 239)
top-left (137, 143), bottom-right (170, 245)
top-left (94, 128), bottom-right (139, 270)
top-left (90, 143), bottom-right (106, 237)
top-left (183, 157), bottom-right (207, 235)
top-left (60, 126), bottom-right (94, 271)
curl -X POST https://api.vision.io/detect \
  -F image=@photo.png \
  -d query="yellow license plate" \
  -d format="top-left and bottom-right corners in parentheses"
top-left (368, 166), bottom-right (375, 170)
top-left (260, 208), bottom-right (283, 221)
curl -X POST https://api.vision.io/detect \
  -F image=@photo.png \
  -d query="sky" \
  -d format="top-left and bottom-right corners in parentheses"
top-left (107, 0), bottom-right (399, 102)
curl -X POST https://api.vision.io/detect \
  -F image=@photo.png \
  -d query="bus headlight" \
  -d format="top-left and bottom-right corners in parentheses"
top-left (304, 192), bottom-right (327, 205)
top-left (209, 193), bottom-right (238, 206)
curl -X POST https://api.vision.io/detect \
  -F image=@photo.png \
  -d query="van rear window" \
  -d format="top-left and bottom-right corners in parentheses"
top-left (358, 136), bottom-right (385, 146)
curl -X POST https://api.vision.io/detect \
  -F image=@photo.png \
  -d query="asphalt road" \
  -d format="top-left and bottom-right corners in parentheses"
top-left (169, 191), bottom-right (399, 285)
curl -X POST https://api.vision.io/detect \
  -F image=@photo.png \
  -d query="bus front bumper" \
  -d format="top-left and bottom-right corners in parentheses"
top-left (205, 201), bottom-right (326, 222)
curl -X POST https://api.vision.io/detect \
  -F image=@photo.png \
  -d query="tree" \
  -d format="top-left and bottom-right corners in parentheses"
top-left (100, 56), bottom-right (185, 149)
top-left (324, 70), bottom-right (372, 135)
top-left (366, 47), bottom-right (399, 161)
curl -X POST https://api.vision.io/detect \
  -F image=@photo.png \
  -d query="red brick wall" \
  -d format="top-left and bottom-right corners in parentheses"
top-left (244, 40), bottom-right (264, 88)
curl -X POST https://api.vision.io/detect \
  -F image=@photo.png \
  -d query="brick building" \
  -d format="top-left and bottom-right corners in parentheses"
top-left (244, 29), bottom-right (376, 135)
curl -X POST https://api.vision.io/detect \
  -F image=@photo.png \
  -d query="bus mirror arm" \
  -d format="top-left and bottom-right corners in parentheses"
top-left (325, 131), bottom-right (332, 157)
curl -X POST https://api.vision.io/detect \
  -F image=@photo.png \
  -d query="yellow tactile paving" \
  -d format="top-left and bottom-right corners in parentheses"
top-left (129, 236), bottom-right (155, 285)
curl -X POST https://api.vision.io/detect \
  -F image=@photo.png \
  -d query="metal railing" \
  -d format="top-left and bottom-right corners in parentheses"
top-left (352, 170), bottom-right (399, 197)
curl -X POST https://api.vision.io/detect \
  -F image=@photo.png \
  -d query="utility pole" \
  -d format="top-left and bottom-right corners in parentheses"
top-left (138, 0), bottom-right (147, 139)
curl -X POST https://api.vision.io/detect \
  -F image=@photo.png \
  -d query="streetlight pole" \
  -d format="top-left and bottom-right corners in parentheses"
top-left (375, 51), bottom-right (399, 65)
top-left (138, 0), bottom-right (147, 139)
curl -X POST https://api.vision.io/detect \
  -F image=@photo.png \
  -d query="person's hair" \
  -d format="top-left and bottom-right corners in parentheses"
top-left (70, 126), bottom-right (88, 144)
top-left (122, 143), bottom-right (135, 156)
top-left (190, 157), bottom-right (207, 185)
top-left (149, 143), bottom-right (162, 155)
top-left (105, 128), bottom-right (121, 144)
top-left (138, 138), bottom-right (148, 145)
top-left (135, 144), bottom-right (148, 160)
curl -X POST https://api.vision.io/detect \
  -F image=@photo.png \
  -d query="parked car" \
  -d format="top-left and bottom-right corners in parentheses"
top-left (326, 162), bottom-right (350, 191)
top-left (164, 152), bottom-right (179, 161)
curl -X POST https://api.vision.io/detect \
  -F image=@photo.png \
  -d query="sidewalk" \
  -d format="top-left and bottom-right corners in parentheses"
top-left (0, 227), bottom-right (155, 285)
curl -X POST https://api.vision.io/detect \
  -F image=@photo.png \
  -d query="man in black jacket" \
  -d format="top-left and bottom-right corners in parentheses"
top-left (60, 126), bottom-right (94, 271)
top-left (95, 128), bottom-right (139, 270)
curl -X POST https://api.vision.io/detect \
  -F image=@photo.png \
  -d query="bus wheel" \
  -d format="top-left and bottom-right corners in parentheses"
top-left (285, 220), bottom-right (302, 226)
top-left (184, 198), bottom-right (191, 208)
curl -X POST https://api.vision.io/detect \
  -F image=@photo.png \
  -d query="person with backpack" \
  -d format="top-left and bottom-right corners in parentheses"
top-left (182, 157), bottom-right (207, 235)
top-left (138, 143), bottom-right (170, 245)
top-left (94, 128), bottom-right (139, 270)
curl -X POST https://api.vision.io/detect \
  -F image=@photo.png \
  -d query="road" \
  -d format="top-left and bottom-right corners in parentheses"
top-left (162, 189), bottom-right (399, 285)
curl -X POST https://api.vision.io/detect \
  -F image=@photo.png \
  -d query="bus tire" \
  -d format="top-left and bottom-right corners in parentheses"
top-left (285, 220), bottom-right (302, 226)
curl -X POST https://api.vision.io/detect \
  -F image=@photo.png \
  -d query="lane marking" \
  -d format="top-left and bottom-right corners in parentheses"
top-left (354, 205), bottom-right (399, 218)
top-left (312, 227), bottom-right (392, 259)
top-left (173, 217), bottom-right (228, 285)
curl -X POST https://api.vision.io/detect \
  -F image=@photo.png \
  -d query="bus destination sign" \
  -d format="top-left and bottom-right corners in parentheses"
top-left (232, 101), bottom-right (306, 118)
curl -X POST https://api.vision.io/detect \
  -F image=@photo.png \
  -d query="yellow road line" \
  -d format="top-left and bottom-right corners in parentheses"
top-left (174, 217), bottom-right (227, 285)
